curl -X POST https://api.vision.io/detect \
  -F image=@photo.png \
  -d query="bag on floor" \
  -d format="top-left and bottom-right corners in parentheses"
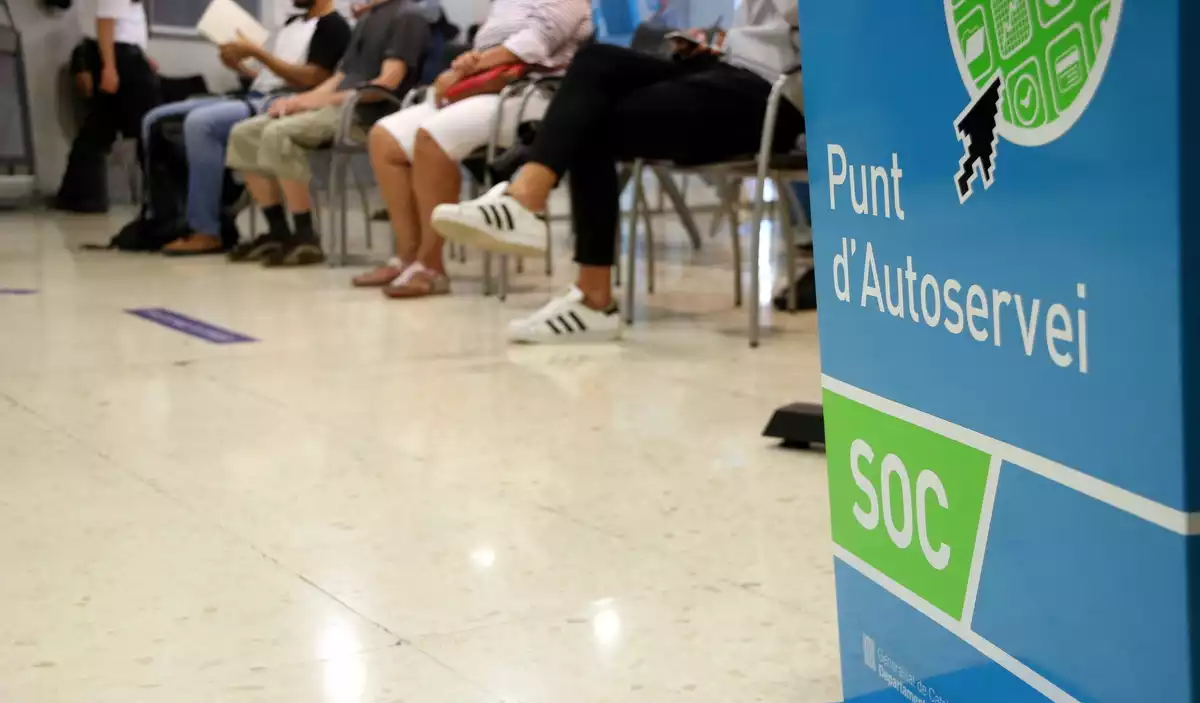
top-left (103, 108), bottom-right (244, 252)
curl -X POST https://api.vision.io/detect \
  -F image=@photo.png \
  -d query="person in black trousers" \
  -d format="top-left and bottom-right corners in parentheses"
top-left (431, 0), bottom-right (804, 344)
top-left (54, 0), bottom-right (160, 213)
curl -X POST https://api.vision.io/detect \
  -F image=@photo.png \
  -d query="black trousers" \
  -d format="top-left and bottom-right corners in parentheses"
top-left (528, 43), bottom-right (806, 268)
top-left (57, 40), bottom-right (160, 207)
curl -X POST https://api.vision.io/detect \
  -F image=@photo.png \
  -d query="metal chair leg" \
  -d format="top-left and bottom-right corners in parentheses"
top-left (339, 163), bottom-right (350, 267)
top-left (614, 222), bottom-right (622, 287)
top-left (655, 167), bottom-right (702, 251)
top-left (624, 159), bottom-right (645, 324)
top-left (499, 255), bottom-right (509, 301)
top-left (639, 188), bottom-right (656, 295)
top-left (357, 172), bottom-right (373, 251)
top-left (329, 152), bottom-right (350, 267)
top-left (544, 199), bottom-right (553, 276)
top-left (728, 179), bottom-right (743, 308)
top-left (483, 252), bottom-right (493, 296)
top-left (781, 178), bottom-right (799, 312)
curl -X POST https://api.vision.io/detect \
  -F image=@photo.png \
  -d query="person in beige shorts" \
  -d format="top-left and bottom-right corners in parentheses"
top-left (225, 0), bottom-right (432, 267)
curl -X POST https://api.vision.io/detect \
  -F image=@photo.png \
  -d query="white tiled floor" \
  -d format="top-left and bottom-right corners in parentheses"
top-left (0, 204), bottom-right (837, 702)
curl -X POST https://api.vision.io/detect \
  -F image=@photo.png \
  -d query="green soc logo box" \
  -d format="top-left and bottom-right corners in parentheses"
top-left (824, 390), bottom-right (994, 621)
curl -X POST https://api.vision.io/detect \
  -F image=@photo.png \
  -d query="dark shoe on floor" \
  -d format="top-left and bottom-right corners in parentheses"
top-left (773, 267), bottom-right (818, 312)
top-left (47, 195), bottom-right (109, 214)
top-left (370, 208), bottom-right (389, 222)
top-left (262, 236), bottom-right (326, 268)
top-left (227, 234), bottom-right (285, 263)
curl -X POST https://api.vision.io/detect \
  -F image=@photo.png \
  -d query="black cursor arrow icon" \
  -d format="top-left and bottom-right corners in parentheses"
top-left (955, 75), bottom-right (1003, 203)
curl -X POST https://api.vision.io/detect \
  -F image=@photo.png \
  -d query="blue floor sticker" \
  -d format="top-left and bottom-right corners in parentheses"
top-left (0, 288), bottom-right (37, 295)
top-left (126, 308), bottom-right (256, 344)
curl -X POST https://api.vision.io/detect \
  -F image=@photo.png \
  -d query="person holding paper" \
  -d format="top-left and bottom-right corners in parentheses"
top-left (351, 0), bottom-right (593, 298)
top-left (53, 0), bottom-right (158, 213)
top-left (225, 0), bottom-right (432, 267)
top-left (144, 0), bottom-right (352, 256)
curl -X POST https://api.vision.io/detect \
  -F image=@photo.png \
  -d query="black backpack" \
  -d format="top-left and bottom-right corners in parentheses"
top-left (108, 107), bottom-right (246, 252)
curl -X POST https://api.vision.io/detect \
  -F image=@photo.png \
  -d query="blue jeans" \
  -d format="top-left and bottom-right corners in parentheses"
top-left (141, 94), bottom-right (270, 235)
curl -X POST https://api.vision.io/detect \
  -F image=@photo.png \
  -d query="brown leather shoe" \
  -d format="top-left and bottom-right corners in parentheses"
top-left (353, 258), bottom-right (408, 287)
top-left (163, 233), bottom-right (223, 257)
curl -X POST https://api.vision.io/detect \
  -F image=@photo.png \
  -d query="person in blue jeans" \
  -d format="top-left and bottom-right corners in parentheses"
top-left (146, 0), bottom-right (351, 255)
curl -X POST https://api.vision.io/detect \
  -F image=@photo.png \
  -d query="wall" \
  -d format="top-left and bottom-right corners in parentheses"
top-left (15, 0), bottom-right (490, 194)
top-left (437, 0), bottom-right (490, 29)
top-left (16, 0), bottom-right (256, 194)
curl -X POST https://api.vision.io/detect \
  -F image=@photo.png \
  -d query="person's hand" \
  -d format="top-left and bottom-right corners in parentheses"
top-left (220, 31), bottom-right (260, 64)
top-left (218, 44), bottom-right (243, 70)
top-left (146, 55), bottom-right (160, 74)
top-left (432, 68), bottom-right (461, 103)
top-left (268, 96), bottom-right (298, 118)
top-left (100, 64), bottom-right (119, 94)
top-left (351, 2), bottom-right (371, 19)
top-left (270, 93), bottom-right (323, 117)
top-left (450, 50), bottom-right (481, 76)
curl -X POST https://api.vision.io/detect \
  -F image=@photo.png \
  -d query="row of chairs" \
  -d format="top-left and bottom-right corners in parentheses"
top-left (248, 53), bottom-right (809, 348)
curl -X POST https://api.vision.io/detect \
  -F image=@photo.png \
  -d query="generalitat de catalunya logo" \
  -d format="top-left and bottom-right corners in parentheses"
top-left (946, 0), bottom-right (1121, 203)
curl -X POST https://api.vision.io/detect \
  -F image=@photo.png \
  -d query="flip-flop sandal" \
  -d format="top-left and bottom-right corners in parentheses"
top-left (382, 265), bottom-right (451, 299)
top-left (353, 258), bottom-right (408, 287)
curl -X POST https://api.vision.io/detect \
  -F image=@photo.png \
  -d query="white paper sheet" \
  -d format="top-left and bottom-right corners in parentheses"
top-left (197, 0), bottom-right (271, 46)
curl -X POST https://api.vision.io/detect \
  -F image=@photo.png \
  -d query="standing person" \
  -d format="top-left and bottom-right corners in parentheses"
top-left (432, 0), bottom-right (805, 343)
top-left (225, 0), bottom-right (432, 267)
top-left (351, 0), bottom-right (593, 299)
top-left (53, 0), bottom-right (159, 213)
top-left (146, 0), bottom-right (352, 256)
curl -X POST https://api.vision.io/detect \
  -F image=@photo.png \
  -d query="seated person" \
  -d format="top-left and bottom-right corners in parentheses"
top-left (432, 0), bottom-right (805, 343)
top-left (352, 0), bottom-right (441, 22)
top-left (54, 0), bottom-right (158, 213)
top-left (225, 0), bottom-right (432, 267)
top-left (145, 0), bottom-right (352, 255)
top-left (352, 0), bottom-right (593, 298)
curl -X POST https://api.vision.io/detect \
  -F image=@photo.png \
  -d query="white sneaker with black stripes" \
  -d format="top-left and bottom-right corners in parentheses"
top-left (432, 182), bottom-right (547, 258)
top-left (507, 286), bottom-right (623, 344)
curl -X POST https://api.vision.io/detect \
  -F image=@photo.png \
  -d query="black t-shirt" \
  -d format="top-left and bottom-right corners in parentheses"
top-left (304, 12), bottom-right (352, 72)
top-left (337, 0), bottom-right (431, 97)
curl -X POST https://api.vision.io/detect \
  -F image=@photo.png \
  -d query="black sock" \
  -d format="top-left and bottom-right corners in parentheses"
top-left (293, 211), bottom-right (314, 240)
top-left (263, 205), bottom-right (291, 239)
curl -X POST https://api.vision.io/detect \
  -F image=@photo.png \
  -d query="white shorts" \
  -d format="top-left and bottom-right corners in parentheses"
top-left (375, 91), bottom-right (551, 162)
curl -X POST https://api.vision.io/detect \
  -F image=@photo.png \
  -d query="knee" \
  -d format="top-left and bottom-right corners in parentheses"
top-left (413, 128), bottom-right (450, 164)
top-left (182, 111), bottom-right (208, 143)
top-left (565, 43), bottom-right (616, 79)
top-left (369, 124), bottom-right (408, 164)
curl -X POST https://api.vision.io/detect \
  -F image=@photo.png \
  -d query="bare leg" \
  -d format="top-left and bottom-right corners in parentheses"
top-left (411, 129), bottom-right (461, 274)
top-left (243, 172), bottom-right (282, 207)
top-left (506, 163), bottom-right (557, 213)
top-left (577, 265), bottom-right (613, 309)
top-left (369, 125), bottom-right (421, 263)
top-left (279, 178), bottom-right (313, 215)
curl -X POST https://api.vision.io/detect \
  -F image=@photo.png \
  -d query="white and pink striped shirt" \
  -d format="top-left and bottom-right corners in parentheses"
top-left (472, 0), bottom-right (594, 70)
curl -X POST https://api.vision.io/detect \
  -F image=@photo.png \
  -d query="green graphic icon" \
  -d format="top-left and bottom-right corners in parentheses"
top-left (824, 390), bottom-right (995, 620)
top-left (946, 0), bottom-right (1122, 146)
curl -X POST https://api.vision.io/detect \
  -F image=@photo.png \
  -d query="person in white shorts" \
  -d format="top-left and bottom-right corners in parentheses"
top-left (352, 0), bottom-right (592, 299)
